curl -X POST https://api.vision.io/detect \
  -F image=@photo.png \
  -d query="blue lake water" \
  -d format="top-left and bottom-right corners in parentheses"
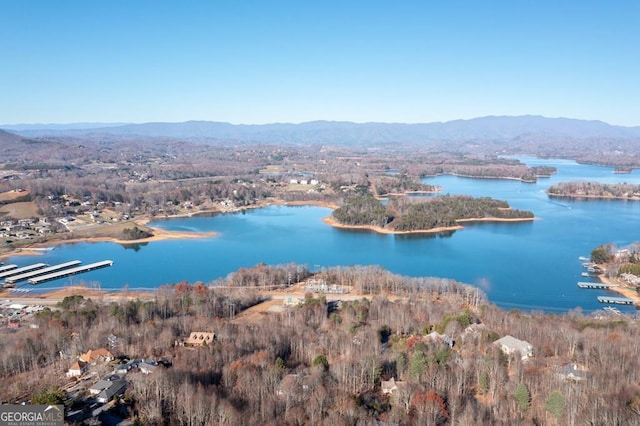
top-left (5, 157), bottom-right (640, 313)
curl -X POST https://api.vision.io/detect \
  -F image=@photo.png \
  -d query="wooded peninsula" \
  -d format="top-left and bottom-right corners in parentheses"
top-left (548, 181), bottom-right (640, 200)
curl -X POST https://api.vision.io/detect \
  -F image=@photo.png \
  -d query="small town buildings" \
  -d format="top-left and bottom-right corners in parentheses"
top-left (494, 335), bottom-right (533, 360)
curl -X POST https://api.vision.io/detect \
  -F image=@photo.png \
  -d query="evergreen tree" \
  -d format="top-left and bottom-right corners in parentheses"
top-left (545, 390), bottom-right (565, 422)
top-left (514, 383), bottom-right (530, 412)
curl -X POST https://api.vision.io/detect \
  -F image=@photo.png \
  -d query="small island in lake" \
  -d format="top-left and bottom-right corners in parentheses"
top-left (327, 194), bottom-right (534, 234)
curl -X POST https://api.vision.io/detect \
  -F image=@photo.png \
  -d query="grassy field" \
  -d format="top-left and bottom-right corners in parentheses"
top-left (0, 201), bottom-right (39, 219)
top-left (0, 190), bottom-right (30, 202)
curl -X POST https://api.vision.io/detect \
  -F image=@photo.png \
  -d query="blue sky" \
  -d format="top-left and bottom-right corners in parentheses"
top-left (1, 1), bottom-right (638, 126)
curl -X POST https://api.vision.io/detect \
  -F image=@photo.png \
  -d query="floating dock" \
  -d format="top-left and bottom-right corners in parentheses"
top-left (5, 260), bottom-right (82, 284)
top-left (597, 296), bottom-right (635, 305)
top-left (0, 264), bottom-right (18, 274)
top-left (0, 263), bottom-right (48, 280)
top-left (28, 260), bottom-right (113, 285)
top-left (577, 282), bottom-right (616, 289)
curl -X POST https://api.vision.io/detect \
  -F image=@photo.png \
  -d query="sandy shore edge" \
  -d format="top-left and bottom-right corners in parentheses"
top-left (323, 215), bottom-right (535, 235)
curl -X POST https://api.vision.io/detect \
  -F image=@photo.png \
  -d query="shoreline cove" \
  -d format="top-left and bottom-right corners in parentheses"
top-left (0, 200), bottom-right (339, 260)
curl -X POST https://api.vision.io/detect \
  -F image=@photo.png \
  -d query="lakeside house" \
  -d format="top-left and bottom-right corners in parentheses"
top-left (79, 348), bottom-right (114, 365)
top-left (66, 360), bottom-right (88, 377)
top-left (183, 331), bottom-right (215, 347)
top-left (90, 377), bottom-right (118, 395)
top-left (494, 335), bottom-right (533, 361)
top-left (96, 379), bottom-right (127, 404)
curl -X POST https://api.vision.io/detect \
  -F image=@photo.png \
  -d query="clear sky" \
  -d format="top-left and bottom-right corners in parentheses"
top-left (1, 1), bottom-right (638, 126)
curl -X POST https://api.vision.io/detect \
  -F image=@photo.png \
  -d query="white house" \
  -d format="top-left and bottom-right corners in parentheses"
top-left (494, 335), bottom-right (533, 360)
top-left (66, 360), bottom-right (87, 377)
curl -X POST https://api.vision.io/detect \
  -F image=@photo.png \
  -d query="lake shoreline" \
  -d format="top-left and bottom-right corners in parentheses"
top-left (421, 172), bottom-right (538, 183)
top-left (0, 200), bottom-right (339, 260)
top-left (547, 193), bottom-right (640, 202)
top-left (322, 215), bottom-right (535, 235)
top-left (597, 273), bottom-right (640, 306)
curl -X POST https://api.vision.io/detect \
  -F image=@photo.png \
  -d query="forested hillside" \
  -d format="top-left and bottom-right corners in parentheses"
top-left (2, 265), bottom-right (639, 424)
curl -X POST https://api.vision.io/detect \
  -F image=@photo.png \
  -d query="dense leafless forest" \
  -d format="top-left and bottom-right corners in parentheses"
top-left (1, 265), bottom-right (640, 425)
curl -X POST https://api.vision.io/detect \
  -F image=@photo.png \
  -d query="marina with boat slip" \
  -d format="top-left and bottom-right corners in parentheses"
top-left (576, 256), bottom-right (638, 307)
top-left (0, 260), bottom-right (113, 288)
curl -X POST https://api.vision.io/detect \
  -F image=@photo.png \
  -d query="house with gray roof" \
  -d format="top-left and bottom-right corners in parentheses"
top-left (96, 379), bottom-right (127, 404)
top-left (494, 335), bottom-right (533, 360)
top-left (89, 379), bottom-right (114, 395)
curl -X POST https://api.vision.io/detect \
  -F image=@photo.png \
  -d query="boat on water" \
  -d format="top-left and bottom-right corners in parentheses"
top-left (581, 272), bottom-right (589, 277)
top-left (579, 256), bottom-right (590, 261)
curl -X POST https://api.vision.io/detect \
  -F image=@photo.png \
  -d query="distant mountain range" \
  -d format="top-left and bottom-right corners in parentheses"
top-left (3, 116), bottom-right (640, 145)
